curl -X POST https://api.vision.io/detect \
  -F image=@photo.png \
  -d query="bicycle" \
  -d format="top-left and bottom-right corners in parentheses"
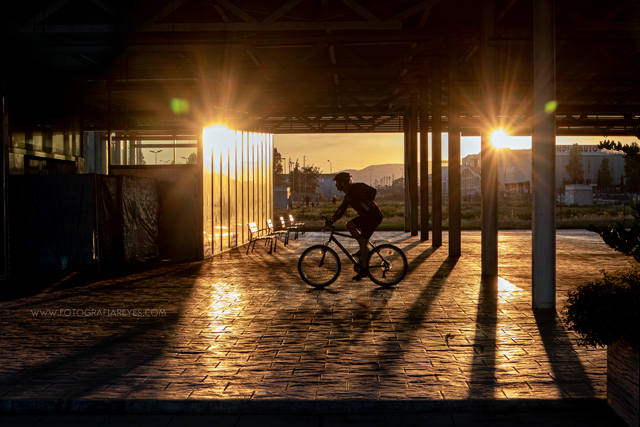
top-left (297, 217), bottom-right (408, 288)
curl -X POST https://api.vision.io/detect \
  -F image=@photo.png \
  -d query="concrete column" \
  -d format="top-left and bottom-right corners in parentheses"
top-left (420, 78), bottom-right (430, 241)
top-left (100, 132), bottom-right (108, 175)
top-left (481, 0), bottom-right (498, 275)
top-left (404, 111), bottom-right (410, 232)
top-left (410, 94), bottom-right (419, 236)
top-left (431, 59), bottom-right (442, 247)
top-left (532, 0), bottom-right (556, 309)
top-left (107, 89), bottom-right (111, 175)
top-left (2, 79), bottom-right (8, 279)
top-left (114, 139), bottom-right (121, 165)
top-left (448, 30), bottom-right (461, 257)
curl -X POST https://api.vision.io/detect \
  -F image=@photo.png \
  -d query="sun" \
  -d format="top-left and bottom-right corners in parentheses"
top-left (490, 129), bottom-right (510, 149)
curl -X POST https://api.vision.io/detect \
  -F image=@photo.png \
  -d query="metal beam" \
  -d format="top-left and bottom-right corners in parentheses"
top-left (7, 21), bottom-right (403, 33)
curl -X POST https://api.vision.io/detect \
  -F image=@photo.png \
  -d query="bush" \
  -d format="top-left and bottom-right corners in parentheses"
top-left (562, 267), bottom-right (640, 349)
top-left (587, 202), bottom-right (640, 262)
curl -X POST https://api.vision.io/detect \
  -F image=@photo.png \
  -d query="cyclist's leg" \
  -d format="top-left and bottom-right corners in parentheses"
top-left (346, 217), bottom-right (368, 264)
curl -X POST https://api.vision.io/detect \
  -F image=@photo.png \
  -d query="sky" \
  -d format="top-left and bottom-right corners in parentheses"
top-left (275, 133), bottom-right (638, 174)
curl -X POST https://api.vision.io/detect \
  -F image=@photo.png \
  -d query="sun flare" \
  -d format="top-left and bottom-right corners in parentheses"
top-left (490, 129), bottom-right (510, 149)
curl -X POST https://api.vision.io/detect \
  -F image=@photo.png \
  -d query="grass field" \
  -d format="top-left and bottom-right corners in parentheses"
top-left (276, 198), bottom-right (634, 231)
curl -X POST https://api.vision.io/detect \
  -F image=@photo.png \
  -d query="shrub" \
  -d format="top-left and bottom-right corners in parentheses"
top-left (562, 267), bottom-right (640, 349)
top-left (587, 202), bottom-right (640, 263)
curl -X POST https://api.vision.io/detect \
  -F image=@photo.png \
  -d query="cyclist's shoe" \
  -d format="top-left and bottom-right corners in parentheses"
top-left (351, 251), bottom-right (361, 259)
top-left (352, 268), bottom-right (370, 281)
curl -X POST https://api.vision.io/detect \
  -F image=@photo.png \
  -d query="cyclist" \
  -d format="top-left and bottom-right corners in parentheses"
top-left (327, 172), bottom-right (383, 280)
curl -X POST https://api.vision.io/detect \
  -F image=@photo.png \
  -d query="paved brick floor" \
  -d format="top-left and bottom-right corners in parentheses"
top-left (0, 230), bottom-right (633, 409)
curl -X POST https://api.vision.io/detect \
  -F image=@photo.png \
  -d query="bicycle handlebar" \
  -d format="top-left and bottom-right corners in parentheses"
top-left (322, 216), bottom-right (335, 231)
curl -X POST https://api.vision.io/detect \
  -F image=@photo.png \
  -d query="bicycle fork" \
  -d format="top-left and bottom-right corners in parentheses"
top-left (317, 242), bottom-right (331, 267)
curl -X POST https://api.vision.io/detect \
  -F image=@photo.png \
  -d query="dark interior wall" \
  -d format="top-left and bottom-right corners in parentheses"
top-left (110, 166), bottom-right (201, 261)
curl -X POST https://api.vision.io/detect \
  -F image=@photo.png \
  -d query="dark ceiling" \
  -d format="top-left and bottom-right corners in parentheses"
top-left (3, 0), bottom-right (640, 135)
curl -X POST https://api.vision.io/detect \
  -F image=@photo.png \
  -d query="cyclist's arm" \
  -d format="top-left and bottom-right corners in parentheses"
top-left (330, 197), bottom-right (350, 223)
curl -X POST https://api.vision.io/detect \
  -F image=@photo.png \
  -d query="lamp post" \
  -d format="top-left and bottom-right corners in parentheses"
top-left (327, 160), bottom-right (332, 174)
top-left (369, 169), bottom-right (372, 186)
top-left (181, 156), bottom-right (188, 164)
top-left (150, 149), bottom-right (162, 165)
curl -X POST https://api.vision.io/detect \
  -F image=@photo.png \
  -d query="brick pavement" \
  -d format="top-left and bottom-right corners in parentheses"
top-left (0, 230), bottom-right (634, 411)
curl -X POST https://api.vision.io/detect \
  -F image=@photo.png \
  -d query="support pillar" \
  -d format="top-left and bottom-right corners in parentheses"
top-left (448, 30), bottom-right (461, 257)
top-left (1, 78), bottom-right (8, 279)
top-left (420, 78), bottom-right (430, 241)
top-left (481, 0), bottom-right (498, 275)
top-left (410, 94), bottom-right (419, 236)
top-left (107, 89), bottom-right (112, 175)
top-left (532, 0), bottom-right (556, 309)
top-left (432, 59), bottom-right (442, 247)
top-left (404, 111), bottom-right (410, 232)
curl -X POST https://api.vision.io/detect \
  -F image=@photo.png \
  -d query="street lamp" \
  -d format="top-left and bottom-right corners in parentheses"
top-left (327, 160), bottom-right (332, 174)
top-left (150, 150), bottom-right (162, 165)
top-left (369, 169), bottom-right (372, 186)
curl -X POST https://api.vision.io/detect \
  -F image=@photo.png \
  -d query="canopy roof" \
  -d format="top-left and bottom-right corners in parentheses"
top-left (4, 0), bottom-right (640, 135)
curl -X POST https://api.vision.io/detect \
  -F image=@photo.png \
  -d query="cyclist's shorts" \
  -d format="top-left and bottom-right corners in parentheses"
top-left (350, 211), bottom-right (383, 240)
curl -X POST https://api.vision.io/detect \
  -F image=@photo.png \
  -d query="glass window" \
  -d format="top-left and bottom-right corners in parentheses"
top-left (201, 126), bottom-right (272, 256)
top-left (203, 134), bottom-right (213, 257)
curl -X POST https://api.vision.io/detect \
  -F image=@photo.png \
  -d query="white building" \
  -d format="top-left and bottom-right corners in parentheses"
top-left (461, 145), bottom-right (625, 196)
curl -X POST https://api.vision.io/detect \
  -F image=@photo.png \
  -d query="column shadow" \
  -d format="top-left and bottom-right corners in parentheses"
top-left (468, 274), bottom-right (498, 398)
top-left (534, 309), bottom-right (597, 398)
top-left (0, 262), bottom-right (205, 399)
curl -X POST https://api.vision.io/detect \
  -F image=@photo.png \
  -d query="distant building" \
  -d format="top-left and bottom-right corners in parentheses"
top-left (461, 154), bottom-right (481, 196)
top-left (274, 186), bottom-right (289, 209)
top-left (460, 145), bottom-right (625, 196)
top-left (317, 173), bottom-right (337, 200)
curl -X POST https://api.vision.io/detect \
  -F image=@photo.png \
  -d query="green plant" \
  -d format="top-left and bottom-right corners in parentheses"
top-left (587, 203), bottom-right (640, 263)
top-left (562, 267), bottom-right (640, 349)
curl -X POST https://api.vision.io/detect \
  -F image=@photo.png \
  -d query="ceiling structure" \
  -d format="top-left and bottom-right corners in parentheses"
top-left (4, 0), bottom-right (640, 136)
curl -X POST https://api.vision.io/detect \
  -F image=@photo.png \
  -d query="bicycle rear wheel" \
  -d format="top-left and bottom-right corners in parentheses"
top-left (366, 244), bottom-right (408, 287)
top-left (298, 245), bottom-right (341, 288)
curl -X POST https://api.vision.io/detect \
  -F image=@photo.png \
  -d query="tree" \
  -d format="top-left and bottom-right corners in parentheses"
top-left (300, 164), bottom-right (321, 194)
top-left (565, 143), bottom-right (584, 184)
top-left (185, 152), bottom-right (197, 164)
top-left (589, 131), bottom-right (640, 262)
top-left (286, 160), bottom-right (321, 194)
top-left (597, 158), bottom-right (613, 190)
top-left (273, 147), bottom-right (286, 186)
top-left (288, 159), bottom-right (301, 193)
top-left (624, 142), bottom-right (640, 193)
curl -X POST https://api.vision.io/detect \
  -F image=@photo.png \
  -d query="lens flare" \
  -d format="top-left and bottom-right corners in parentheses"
top-left (490, 129), bottom-right (510, 149)
top-left (171, 98), bottom-right (190, 115)
top-left (544, 100), bottom-right (558, 114)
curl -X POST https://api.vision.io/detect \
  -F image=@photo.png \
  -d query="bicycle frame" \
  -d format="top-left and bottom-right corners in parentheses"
top-left (321, 225), bottom-right (376, 266)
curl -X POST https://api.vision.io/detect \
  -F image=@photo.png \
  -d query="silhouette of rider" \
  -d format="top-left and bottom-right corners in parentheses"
top-left (328, 172), bottom-right (383, 281)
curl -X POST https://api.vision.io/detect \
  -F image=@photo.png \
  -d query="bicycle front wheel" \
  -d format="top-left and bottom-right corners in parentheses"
top-left (298, 245), bottom-right (341, 288)
top-left (366, 244), bottom-right (408, 287)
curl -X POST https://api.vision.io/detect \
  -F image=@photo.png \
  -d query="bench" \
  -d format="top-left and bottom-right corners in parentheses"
top-left (246, 222), bottom-right (278, 254)
top-left (279, 216), bottom-right (299, 241)
top-left (267, 218), bottom-right (290, 246)
top-left (287, 214), bottom-right (306, 238)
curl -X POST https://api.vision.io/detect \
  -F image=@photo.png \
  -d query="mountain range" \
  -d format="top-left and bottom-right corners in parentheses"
top-left (339, 162), bottom-right (435, 186)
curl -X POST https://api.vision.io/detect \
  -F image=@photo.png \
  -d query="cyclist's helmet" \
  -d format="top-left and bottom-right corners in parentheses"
top-left (333, 172), bottom-right (352, 184)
